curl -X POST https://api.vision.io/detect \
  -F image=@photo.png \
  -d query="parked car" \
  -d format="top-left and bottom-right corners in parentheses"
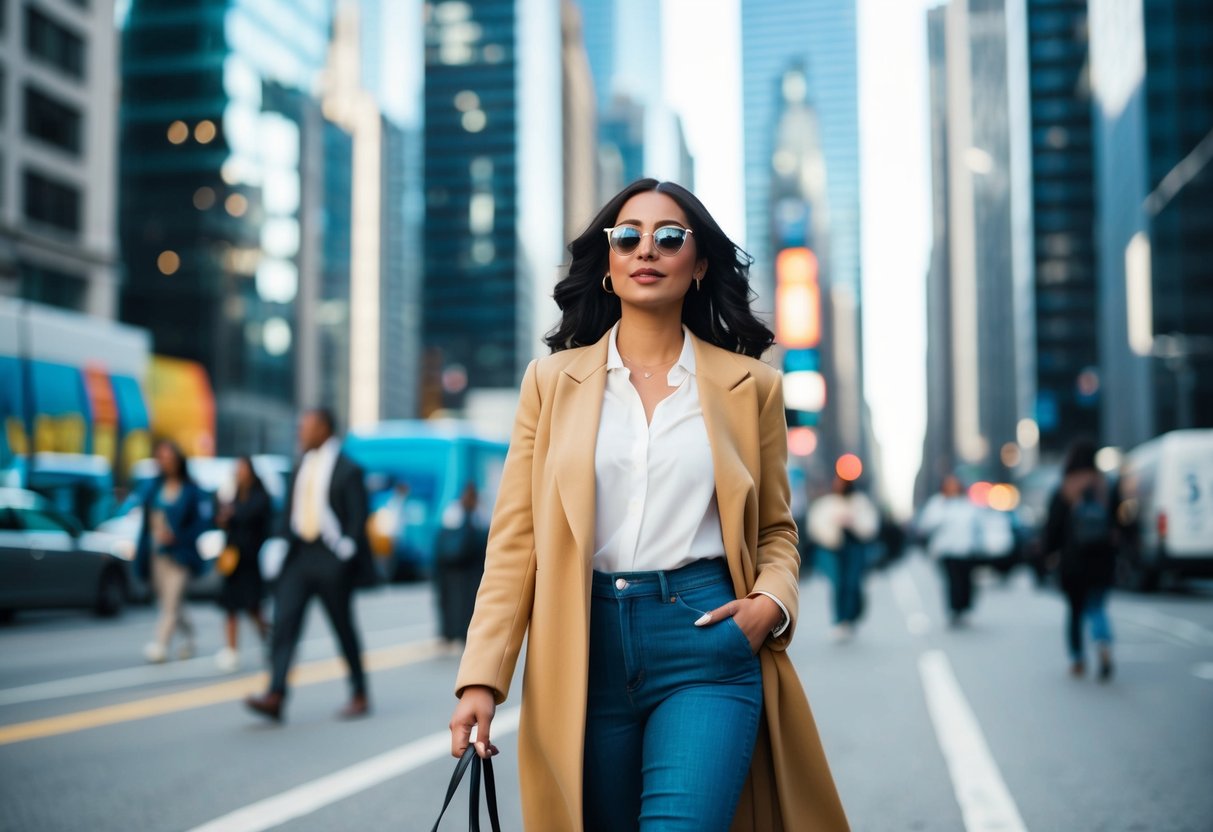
top-left (96, 454), bottom-right (290, 600)
top-left (0, 488), bottom-right (130, 621)
top-left (1116, 429), bottom-right (1213, 591)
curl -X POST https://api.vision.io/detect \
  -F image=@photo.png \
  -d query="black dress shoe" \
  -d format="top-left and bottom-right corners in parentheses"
top-left (338, 693), bottom-right (370, 720)
top-left (245, 692), bottom-right (284, 721)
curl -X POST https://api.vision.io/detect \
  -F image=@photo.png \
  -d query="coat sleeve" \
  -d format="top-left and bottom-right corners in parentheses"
top-left (454, 360), bottom-right (540, 703)
top-left (748, 373), bottom-right (801, 650)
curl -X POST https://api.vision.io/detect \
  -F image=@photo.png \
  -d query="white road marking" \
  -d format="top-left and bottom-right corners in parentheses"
top-left (1116, 607), bottom-right (1213, 648)
top-left (185, 707), bottom-right (522, 832)
top-left (889, 563), bottom-right (932, 635)
top-left (919, 650), bottom-right (1028, 832)
top-left (0, 625), bottom-right (428, 707)
top-left (1193, 663), bottom-right (1213, 681)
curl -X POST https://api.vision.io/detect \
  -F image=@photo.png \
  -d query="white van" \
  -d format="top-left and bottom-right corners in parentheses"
top-left (1118, 430), bottom-right (1213, 590)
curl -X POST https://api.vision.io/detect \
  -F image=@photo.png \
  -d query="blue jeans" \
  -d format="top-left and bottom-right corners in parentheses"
top-left (830, 542), bottom-right (868, 625)
top-left (1065, 585), bottom-right (1114, 661)
top-left (583, 558), bottom-right (764, 832)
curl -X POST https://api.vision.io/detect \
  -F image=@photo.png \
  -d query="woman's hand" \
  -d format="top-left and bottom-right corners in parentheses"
top-left (695, 594), bottom-right (783, 653)
top-left (449, 685), bottom-right (499, 759)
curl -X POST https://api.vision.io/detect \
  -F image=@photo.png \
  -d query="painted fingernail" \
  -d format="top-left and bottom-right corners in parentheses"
top-left (694, 613), bottom-right (711, 626)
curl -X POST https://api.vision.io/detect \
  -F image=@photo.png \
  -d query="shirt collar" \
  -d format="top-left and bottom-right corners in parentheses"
top-left (606, 322), bottom-right (696, 384)
top-left (306, 436), bottom-right (341, 462)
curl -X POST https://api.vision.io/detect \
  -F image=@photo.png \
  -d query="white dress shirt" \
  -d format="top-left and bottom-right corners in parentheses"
top-left (593, 324), bottom-right (788, 635)
top-left (291, 437), bottom-right (356, 559)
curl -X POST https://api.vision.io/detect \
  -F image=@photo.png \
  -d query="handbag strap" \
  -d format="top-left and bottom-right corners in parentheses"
top-left (430, 746), bottom-right (501, 832)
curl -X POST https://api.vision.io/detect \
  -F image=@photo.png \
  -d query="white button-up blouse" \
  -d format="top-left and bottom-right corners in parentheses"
top-left (592, 323), bottom-right (788, 634)
top-left (592, 324), bottom-right (725, 572)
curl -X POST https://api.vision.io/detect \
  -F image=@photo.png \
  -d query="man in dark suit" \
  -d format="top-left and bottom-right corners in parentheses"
top-left (246, 408), bottom-right (377, 721)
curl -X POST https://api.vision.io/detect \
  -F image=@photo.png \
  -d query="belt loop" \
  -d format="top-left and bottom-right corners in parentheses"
top-left (658, 570), bottom-right (670, 603)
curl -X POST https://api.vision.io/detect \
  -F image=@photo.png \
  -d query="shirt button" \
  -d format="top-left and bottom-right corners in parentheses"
top-left (615, 578), bottom-right (629, 591)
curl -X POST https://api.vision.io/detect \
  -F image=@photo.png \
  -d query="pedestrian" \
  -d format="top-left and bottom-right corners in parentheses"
top-left (917, 474), bottom-right (981, 626)
top-left (446, 179), bottom-right (848, 831)
top-left (433, 482), bottom-right (489, 647)
top-left (213, 457), bottom-right (271, 672)
top-left (808, 474), bottom-right (880, 641)
top-left (245, 408), bottom-right (377, 721)
top-left (370, 480), bottom-right (411, 581)
top-left (1043, 438), bottom-right (1116, 680)
top-left (135, 439), bottom-right (212, 663)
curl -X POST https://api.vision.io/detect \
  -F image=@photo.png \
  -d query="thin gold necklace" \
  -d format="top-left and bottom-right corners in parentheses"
top-left (620, 353), bottom-right (678, 380)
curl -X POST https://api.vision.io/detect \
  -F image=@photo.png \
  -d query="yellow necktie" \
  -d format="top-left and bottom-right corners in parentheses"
top-left (298, 455), bottom-right (320, 541)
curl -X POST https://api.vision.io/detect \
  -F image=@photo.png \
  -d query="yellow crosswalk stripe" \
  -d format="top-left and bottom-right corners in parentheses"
top-left (0, 639), bottom-right (444, 747)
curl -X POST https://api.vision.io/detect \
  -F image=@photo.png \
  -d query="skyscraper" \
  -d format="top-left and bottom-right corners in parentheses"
top-left (0, 0), bottom-right (120, 318)
top-left (1089, 0), bottom-right (1213, 446)
top-left (422, 0), bottom-right (563, 418)
top-left (577, 0), bottom-right (689, 195)
top-left (562, 0), bottom-right (598, 243)
top-left (323, 0), bottom-right (423, 427)
top-left (941, 0), bottom-right (1036, 479)
top-left (742, 0), bottom-right (867, 470)
top-left (118, 0), bottom-right (350, 454)
top-left (1025, 0), bottom-right (1100, 460)
top-left (741, 0), bottom-right (861, 308)
top-left (919, 4), bottom-right (957, 502)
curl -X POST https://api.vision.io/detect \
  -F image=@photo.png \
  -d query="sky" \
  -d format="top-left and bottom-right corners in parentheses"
top-left (663, 0), bottom-right (934, 517)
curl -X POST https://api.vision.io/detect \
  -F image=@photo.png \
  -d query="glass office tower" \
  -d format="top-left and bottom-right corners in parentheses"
top-left (118, 0), bottom-right (350, 453)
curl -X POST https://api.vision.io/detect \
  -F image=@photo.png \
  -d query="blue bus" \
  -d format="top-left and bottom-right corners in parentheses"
top-left (343, 420), bottom-right (509, 581)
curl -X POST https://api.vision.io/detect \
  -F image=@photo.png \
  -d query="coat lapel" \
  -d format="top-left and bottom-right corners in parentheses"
top-left (551, 331), bottom-right (610, 562)
top-left (693, 335), bottom-right (759, 589)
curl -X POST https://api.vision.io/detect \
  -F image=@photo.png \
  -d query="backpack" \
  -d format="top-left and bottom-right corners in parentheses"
top-left (1068, 487), bottom-right (1110, 550)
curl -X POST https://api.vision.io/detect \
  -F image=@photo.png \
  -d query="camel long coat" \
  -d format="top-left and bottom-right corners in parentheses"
top-left (455, 329), bottom-right (849, 831)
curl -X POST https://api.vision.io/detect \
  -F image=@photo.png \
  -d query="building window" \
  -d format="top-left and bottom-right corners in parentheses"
top-left (23, 168), bottom-right (81, 233)
top-left (20, 262), bottom-right (88, 312)
top-left (24, 85), bottom-right (82, 154)
top-left (25, 6), bottom-right (86, 80)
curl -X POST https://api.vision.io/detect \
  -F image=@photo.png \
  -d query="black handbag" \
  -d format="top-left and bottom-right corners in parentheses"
top-left (430, 745), bottom-right (502, 832)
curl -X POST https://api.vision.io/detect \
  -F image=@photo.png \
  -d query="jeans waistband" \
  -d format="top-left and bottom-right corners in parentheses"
top-left (591, 557), bottom-right (730, 601)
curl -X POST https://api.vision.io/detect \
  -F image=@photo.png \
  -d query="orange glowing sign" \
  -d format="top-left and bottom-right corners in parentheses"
top-left (775, 247), bottom-right (820, 349)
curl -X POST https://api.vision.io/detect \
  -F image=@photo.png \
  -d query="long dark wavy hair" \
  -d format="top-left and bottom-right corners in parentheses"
top-left (544, 179), bottom-right (774, 358)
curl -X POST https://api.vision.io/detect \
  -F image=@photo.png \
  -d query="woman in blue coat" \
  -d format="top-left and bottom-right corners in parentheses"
top-left (135, 440), bottom-right (213, 663)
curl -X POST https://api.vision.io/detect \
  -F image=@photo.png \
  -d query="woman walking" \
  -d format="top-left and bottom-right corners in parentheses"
top-left (917, 474), bottom-right (982, 626)
top-left (808, 475), bottom-right (880, 641)
top-left (447, 179), bottom-right (848, 830)
top-left (214, 457), bottom-right (272, 671)
top-left (1044, 439), bottom-right (1116, 680)
top-left (135, 440), bottom-right (212, 663)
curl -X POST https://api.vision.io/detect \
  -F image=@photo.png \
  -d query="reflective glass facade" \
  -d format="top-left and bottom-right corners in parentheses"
top-left (423, 0), bottom-right (522, 399)
top-left (1027, 0), bottom-right (1100, 458)
top-left (741, 0), bottom-right (861, 306)
top-left (1091, 0), bottom-right (1213, 445)
top-left (1140, 0), bottom-right (1213, 431)
top-left (118, 0), bottom-right (347, 454)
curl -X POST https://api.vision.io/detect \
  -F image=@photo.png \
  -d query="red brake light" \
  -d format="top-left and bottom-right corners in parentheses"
top-left (1157, 511), bottom-right (1168, 539)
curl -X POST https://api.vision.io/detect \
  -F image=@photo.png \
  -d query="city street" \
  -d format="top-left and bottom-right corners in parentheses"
top-left (1, 555), bottom-right (1210, 832)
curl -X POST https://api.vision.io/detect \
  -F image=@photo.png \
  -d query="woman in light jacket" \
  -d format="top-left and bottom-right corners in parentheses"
top-left (447, 179), bottom-right (848, 831)
top-left (807, 476), bottom-right (880, 641)
top-left (917, 474), bottom-right (982, 625)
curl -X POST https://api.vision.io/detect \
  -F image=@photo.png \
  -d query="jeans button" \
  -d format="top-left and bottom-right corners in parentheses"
top-left (615, 578), bottom-right (629, 591)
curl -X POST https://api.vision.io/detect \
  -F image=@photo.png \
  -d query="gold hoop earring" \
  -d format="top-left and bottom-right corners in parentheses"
top-left (602, 274), bottom-right (614, 294)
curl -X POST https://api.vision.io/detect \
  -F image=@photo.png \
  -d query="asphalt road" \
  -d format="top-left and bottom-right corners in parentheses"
top-left (1, 554), bottom-right (1210, 832)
